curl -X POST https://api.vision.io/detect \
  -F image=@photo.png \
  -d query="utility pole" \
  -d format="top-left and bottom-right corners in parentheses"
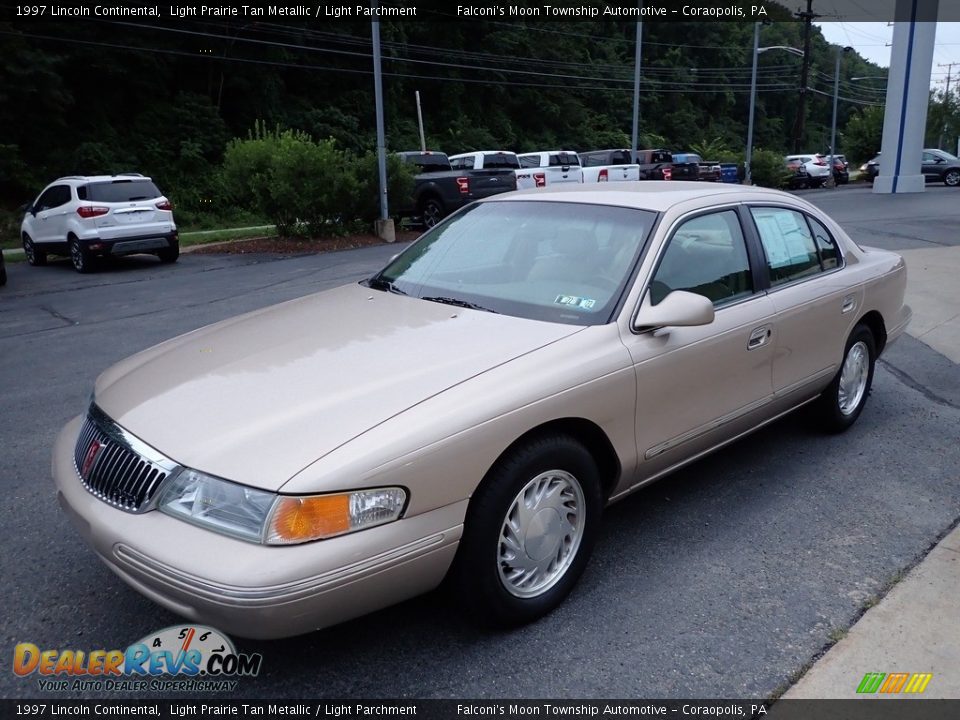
top-left (938, 62), bottom-right (959, 150)
top-left (791, 0), bottom-right (819, 154)
top-left (631, 12), bottom-right (643, 155)
top-left (371, 2), bottom-right (394, 242)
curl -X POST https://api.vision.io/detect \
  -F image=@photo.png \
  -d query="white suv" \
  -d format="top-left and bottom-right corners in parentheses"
top-left (21, 174), bottom-right (178, 273)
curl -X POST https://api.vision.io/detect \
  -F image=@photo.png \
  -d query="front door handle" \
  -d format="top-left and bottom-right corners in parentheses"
top-left (748, 325), bottom-right (772, 350)
top-left (842, 294), bottom-right (857, 314)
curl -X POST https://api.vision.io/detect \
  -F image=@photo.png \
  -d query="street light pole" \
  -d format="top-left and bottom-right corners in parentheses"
top-left (827, 46), bottom-right (853, 189)
top-left (371, 2), bottom-right (393, 241)
top-left (745, 37), bottom-right (803, 186)
top-left (745, 22), bottom-right (760, 185)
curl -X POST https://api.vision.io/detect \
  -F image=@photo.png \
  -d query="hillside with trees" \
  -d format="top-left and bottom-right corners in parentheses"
top-left (1, 12), bottom-right (951, 232)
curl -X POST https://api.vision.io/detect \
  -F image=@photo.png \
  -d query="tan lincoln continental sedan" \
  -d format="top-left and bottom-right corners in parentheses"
top-left (53, 183), bottom-right (911, 638)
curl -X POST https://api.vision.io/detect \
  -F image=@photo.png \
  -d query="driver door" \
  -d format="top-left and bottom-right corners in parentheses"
top-left (619, 207), bottom-right (776, 481)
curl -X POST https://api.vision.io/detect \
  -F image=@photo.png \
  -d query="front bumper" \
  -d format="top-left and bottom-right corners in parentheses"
top-left (52, 416), bottom-right (465, 639)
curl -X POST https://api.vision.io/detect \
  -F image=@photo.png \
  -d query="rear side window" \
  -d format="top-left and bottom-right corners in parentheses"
top-left (36, 185), bottom-right (71, 210)
top-left (549, 153), bottom-right (580, 167)
top-left (806, 216), bottom-right (840, 270)
top-left (483, 153), bottom-right (520, 169)
top-left (85, 180), bottom-right (162, 203)
top-left (750, 207), bottom-right (821, 285)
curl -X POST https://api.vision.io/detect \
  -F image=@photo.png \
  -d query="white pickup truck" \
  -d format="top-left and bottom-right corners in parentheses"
top-left (516, 150), bottom-right (583, 189)
top-left (578, 149), bottom-right (642, 183)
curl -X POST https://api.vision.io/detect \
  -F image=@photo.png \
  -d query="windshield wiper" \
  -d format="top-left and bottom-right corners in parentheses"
top-left (367, 277), bottom-right (408, 295)
top-left (422, 296), bottom-right (498, 313)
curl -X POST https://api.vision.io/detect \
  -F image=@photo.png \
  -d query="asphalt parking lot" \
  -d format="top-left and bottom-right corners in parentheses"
top-left (2, 185), bottom-right (959, 700)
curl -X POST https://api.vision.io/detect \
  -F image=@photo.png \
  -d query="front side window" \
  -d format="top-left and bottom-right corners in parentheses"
top-left (373, 201), bottom-right (656, 325)
top-left (750, 207), bottom-right (821, 285)
top-left (649, 210), bottom-right (753, 307)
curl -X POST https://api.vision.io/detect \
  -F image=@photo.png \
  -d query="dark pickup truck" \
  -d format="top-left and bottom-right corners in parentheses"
top-left (672, 152), bottom-right (722, 182)
top-left (631, 149), bottom-right (674, 181)
top-left (397, 151), bottom-right (517, 228)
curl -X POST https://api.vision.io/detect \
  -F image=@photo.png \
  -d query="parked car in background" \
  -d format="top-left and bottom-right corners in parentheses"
top-left (516, 151), bottom-right (583, 189)
top-left (53, 183), bottom-right (910, 638)
top-left (669, 152), bottom-right (701, 182)
top-left (20, 174), bottom-right (178, 274)
top-left (825, 155), bottom-right (849, 185)
top-left (631, 149), bottom-right (674, 181)
top-left (921, 149), bottom-right (960, 186)
top-left (785, 155), bottom-right (831, 188)
top-left (861, 154), bottom-right (880, 182)
top-left (860, 149), bottom-right (960, 186)
top-left (397, 151), bottom-right (518, 228)
top-left (579, 149), bottom-right (642, 183)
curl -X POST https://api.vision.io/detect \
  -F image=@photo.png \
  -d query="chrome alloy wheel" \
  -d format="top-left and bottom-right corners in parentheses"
top-left (838, 340), bottom-right (869, 415)
top-left (497, 469), bottom-right (585, 599)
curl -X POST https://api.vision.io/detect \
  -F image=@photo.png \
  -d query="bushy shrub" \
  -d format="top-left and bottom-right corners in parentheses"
top-left (748, 149), bottom-right (793, 189)
top-left (221, 123), bottom-right (357, 236)
top-left (347, 151), bottom-right (416, 226)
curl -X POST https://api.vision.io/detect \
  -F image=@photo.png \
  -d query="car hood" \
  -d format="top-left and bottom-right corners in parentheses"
top-left (94, 283), bottom-right (582, 490)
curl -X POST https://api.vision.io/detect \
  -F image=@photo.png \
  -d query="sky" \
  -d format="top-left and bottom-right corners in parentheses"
top-left (817, 22), bottom-right (960, 89)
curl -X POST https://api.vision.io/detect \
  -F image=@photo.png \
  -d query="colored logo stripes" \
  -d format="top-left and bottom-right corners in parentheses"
top-left (857, 672), bottom-right (933, 694)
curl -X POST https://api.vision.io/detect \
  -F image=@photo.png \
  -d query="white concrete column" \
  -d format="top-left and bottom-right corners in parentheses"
top-left (874, 0), bottom-right (938, 194)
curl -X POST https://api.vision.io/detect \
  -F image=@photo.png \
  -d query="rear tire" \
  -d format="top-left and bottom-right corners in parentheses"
top-left (157, 241), bottom-right (180, 264)
top-left (450, 434), bottom-right (603, 627)
top-left (419, 197), bottom-right (445, 229)
top-left (69, 236), bottom-right (93, 274)
top-left (943, 169), bottom-right (960, 187)
top-left (23, 234), bottom-right (47, 266)
top-left (814, 323), bottom-right (876, 433)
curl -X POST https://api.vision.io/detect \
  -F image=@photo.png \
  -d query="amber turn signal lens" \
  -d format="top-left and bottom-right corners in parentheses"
top-left (269, 495), bottom-right (351, 543)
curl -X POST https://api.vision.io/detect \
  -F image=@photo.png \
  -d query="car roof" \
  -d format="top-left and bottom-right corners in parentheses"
top-left (488, 181), bottom-right (795, 212)
top-left (52, 174), bottom-right (153, 184)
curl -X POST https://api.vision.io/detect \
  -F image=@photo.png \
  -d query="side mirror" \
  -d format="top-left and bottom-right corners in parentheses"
top-left (633, 290), bottom-right (715, 330)
top-left (18, 202), bottom-right (32, 215)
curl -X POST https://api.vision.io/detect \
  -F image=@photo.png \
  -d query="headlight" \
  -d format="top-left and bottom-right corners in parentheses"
top-left (158, 469), bottom-right (406, 545)
top-left (159, 469), bottom-right (275, 542)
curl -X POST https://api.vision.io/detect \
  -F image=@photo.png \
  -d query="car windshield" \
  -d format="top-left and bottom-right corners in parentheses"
top-left (935, 150), bottom-right (959, 161)
top-left (372, 200), bottom-right (656, 326)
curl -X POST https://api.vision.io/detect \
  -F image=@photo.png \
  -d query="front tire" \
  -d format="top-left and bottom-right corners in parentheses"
top-left (943, 169), bottom-right (960, 187)
top-left (69, 236), bottom-right (93, 274)
top-left (814, 323), bottom-right (876, 433)
top-left (23, 234), bottom-right (47, 266)
top-left (451, 434), bottom-right (603, 627)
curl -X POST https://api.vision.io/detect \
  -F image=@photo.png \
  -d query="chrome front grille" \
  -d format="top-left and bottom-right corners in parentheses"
top-left (73, 406), bottom-right (179, 513)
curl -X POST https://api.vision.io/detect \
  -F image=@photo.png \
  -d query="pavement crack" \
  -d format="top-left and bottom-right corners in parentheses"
top-left (39, 305), bottom-right (79, 326)
top-left (879, 358), bottom-right (960, 411)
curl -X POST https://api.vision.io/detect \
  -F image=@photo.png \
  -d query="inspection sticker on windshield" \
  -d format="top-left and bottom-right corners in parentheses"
top-left (555, 295), bottom-right (596, 310)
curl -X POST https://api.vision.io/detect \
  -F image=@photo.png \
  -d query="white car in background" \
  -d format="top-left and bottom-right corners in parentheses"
top-left (516, 151), bottom-right (583, 189)
top-left (21, 174), bottom-right (178, 273)
top-left (785, 154), bottom-right (831, 188)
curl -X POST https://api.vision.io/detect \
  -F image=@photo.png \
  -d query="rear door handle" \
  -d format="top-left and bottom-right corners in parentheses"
top-left (842, 294), bottom-right (857, 314)
top-left (748, 325), bottom-right (772, 350)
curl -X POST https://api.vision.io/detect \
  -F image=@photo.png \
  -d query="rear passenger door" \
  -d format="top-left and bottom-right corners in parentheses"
top-left (622, 208), bottom-right (776, 473)
top-left (747, 205), bottom-right (855, 397)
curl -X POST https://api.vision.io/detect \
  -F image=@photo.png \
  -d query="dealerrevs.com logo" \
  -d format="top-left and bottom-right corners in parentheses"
top-left (13, 625), bottom-right (263, 692)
